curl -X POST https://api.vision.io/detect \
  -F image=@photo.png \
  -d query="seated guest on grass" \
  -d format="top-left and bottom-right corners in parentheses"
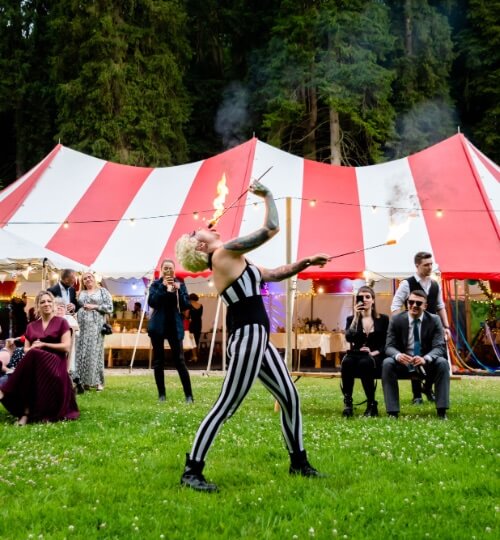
top-left (342, 286), bottom-right (389, 418)
top-left (175, 180), bottom-right (330, 492)
top-left (0, 290), bottom-right (79, 425)
top-left (382, 290), bottom-right (450, 420)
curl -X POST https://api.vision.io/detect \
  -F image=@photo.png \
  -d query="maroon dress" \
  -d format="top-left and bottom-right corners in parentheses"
top-left (0, 316), bottom-right (80, 422)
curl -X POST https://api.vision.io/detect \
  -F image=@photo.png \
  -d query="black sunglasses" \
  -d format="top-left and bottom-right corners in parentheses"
top-left (408, 300), bottom-right (424, 307)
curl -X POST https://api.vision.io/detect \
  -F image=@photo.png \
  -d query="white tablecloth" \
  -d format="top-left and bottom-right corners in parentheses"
top-left (270, 333), bottom-right (347, 356)
top-left (104, 332), bottom-right (196, 350)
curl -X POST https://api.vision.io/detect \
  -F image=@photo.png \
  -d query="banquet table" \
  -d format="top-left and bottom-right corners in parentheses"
top-left (104, 332), bottom-right (196, 368)
top-left (270, 332), bottom-right (347, 368)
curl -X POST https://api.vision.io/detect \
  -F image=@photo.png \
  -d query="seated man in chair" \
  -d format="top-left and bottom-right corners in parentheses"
top-left (382, 290), bottom-right (450, 419)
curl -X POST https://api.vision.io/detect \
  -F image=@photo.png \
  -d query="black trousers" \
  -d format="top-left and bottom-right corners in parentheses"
top-left (151, 333), bottom-right (192, 398)
top-left (341, 352), bottom-right (378, 402)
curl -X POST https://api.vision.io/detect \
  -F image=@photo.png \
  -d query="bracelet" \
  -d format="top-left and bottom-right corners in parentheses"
top-left (444, 326), bottom-right (450, 330)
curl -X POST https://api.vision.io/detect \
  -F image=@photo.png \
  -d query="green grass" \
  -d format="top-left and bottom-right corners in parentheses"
top-left (1, 374), bottom-right (499, 540)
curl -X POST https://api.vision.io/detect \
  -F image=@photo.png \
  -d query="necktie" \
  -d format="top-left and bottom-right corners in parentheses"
top-left (413, 319), bottom-right (421, 356)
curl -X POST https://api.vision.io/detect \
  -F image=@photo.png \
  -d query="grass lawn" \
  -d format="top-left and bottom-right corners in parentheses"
top-left (1, 372), bottom-right (498, 540)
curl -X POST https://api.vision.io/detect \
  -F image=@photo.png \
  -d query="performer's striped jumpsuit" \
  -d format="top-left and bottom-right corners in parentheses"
top-left (189, 261), bottom-right (304, 462)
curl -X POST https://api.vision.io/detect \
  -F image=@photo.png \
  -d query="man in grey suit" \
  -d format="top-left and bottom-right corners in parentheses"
top-left (382, 290), bottom-right (450, 419)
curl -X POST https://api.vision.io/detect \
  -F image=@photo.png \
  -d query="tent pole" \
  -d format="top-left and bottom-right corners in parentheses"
top-left (464, 280), bottom-right (472, 345)
top-left (222, 302), bottom-right (227, 373)
top-left (129, 278), bottom-right (152, 372)
top-left (205, 296), bottom-right (222, 375)
top-left (285, 197), bottom-right (293, 370)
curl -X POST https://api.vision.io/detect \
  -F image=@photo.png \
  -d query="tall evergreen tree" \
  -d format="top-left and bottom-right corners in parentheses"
top-left (0, 1), bottom-right (56, 182)
top-left (453, 0), bottom-right (499, 162)
top-left (249, 0), bottom-right (395, 165)
top-left (50, 0), bottom-right (191, 165)
top-left (386, 0), bottom-right (456, 158)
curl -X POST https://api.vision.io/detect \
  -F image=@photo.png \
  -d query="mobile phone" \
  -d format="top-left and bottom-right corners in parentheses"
top-left (356, 295), bottom-right (364, 304)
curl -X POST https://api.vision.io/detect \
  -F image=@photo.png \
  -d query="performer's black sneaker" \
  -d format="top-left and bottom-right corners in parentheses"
top-left (289, 450), bottom-right (327, 478)
top-left (181, 454), bottom-right (218, 493)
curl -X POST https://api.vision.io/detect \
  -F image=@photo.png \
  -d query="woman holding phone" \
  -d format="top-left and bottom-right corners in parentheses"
top-left (341, 286), bottom-right (389, 417)
top-left (147, 259), bottom-right (193, 403)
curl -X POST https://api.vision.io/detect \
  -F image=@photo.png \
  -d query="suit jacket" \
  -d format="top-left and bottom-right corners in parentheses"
top-left (147, 278), bottom-right (191, 341)
top-left (385, 311), bottom-right (445, 362)
top-left (47, 283), bottom-right (79, 311)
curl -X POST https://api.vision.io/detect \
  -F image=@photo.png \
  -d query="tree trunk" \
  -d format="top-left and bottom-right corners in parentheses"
top-left (304, 85), bottom-right (317, 160)
top-left (404, 0), bottom-right (413, 56)
top-left (329, 106), bottom-right (341, 165)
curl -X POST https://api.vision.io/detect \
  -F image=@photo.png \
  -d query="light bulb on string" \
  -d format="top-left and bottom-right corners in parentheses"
top-left (63, 221), bottom-right (69, 229)
top-left (309, 199), bottom-right (316, 207)
top-left (129, 218), bottom-right (135, 226)
top-left (436, 209), bottom-right (443, 218)
top-left (193, 212), bottom-right (199, 220)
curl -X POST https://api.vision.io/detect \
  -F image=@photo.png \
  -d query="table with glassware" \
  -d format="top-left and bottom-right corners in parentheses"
top-left (104, 332), bottom-right (196, 368)
top-left (269, 332), bottom-right (347, 369)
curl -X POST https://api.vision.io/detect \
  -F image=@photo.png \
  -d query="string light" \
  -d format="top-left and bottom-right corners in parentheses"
top-left (3, 197), bottom-right (497, 228)
top-left (129, 218), bottom-right (135, 226)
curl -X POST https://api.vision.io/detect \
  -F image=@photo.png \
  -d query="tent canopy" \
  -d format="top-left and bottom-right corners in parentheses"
top-left (0, 134), bottom-right (498, 280)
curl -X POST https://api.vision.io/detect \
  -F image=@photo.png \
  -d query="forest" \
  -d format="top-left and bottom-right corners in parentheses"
top-left (0, 0), bottom-right (498, 187)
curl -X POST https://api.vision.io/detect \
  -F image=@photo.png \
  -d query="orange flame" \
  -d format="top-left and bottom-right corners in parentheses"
top-left (209, 173), bottom-right (229, 227)
top-left (386, 213), bottom-right (414, 244)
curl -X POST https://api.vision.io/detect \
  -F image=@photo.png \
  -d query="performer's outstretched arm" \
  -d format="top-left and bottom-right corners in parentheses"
top-left (261, 254), bottom-right (330, 282)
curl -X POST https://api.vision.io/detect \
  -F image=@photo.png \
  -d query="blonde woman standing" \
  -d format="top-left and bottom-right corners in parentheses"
top-left (75, 273), bottom-right (113, 392)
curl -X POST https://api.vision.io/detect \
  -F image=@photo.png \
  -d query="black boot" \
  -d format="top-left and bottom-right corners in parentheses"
top-left (363, 400), bottom-right (379, 417)
top-left (180, 454), bottom-right (218, 493)
top-left (289, 450), bottom-right (326, 478)
top-left (342, 395), bottom-right (353, 417)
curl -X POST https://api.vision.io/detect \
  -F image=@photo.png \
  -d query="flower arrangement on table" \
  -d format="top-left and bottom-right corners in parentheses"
top-left (294, 317), bottom-right (327, 333)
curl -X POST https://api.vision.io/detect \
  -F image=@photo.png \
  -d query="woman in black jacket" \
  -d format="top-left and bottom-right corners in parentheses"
top-left (341, 286), bottom-right (389, 417)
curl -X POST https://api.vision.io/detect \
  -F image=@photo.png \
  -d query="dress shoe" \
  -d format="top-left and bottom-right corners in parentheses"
top-left (437, 408), bottom-right (448, 420)
top-left (158, 395), bottom-right (166, 402)
top-left (388, 412), bottom-right (399, 419)
top-left (96, 384), bottom-right (104, 391)
top-left (412, 397), bottom-right (424, 405)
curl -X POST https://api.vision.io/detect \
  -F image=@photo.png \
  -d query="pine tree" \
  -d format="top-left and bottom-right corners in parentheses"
top-left (453, 0), bottom-right (499, 162)
top-left (386, 0), bottom-right (456, 158)
top-left (249, 0), bottom-right (395, 165)
top-left (50, 0), bottom-right (191, 165)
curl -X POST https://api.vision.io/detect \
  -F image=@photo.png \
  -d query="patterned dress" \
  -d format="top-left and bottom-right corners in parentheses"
top-left (75, 288), bottom-right (113, 387)
top-left (0, 317), bottom-right (79, 422)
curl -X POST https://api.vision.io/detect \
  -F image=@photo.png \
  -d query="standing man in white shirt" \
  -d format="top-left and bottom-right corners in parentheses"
top-left (48, 269), bottom-right (79, 314)
top-left (391, 252), bottom-right (451, 404)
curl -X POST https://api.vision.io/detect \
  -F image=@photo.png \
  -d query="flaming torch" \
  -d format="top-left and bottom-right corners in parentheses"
top-left (207, 166), bottom-right (274, 229)
top-left (208, 173), bottom-right (229, 229)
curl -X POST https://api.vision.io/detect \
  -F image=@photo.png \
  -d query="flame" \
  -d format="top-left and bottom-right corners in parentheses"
top-left (209, 173), bottom-right (229, 227)
top-left (386, 218), bottom-right (410, 244)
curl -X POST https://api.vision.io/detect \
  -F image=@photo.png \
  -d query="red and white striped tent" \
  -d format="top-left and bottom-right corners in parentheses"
top-left (0, 134), bottom-right (498, 280)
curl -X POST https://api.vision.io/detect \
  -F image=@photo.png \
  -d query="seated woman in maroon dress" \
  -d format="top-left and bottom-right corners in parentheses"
top-left (0, 290), bottom-right (80, 425)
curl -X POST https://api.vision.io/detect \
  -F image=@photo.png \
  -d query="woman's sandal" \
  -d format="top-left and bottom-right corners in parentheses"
top-left (16, 415), bottom-right (28, 426)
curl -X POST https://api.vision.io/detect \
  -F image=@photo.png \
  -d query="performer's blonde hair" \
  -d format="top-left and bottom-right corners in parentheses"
top-left (175, 234), bottom-right (209, 273)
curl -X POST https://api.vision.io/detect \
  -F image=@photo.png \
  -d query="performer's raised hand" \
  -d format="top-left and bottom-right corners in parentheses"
top-left (248, 181), bottom-right (271, 198)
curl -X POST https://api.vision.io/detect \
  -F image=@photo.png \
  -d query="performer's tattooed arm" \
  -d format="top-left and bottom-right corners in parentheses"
top-left (261, 254), bottom-right (330, 282)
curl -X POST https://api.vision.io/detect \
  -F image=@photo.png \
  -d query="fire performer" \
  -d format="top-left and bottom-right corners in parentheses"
top-left (175, 180), bottom-right (330, 492)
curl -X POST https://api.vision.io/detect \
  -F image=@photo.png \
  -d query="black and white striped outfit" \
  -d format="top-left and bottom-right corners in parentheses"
top-left (189, 261), bottom-right (304, 462)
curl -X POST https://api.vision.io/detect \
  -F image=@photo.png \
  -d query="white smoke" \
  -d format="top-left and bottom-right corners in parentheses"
top-left (215, 82), bottom-right (250, 149)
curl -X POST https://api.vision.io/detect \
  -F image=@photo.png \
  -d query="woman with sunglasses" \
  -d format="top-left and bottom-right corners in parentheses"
top-left (341, 286), bottom-right (389, 417)
top-left (175, 181), bottom-right (330, 492)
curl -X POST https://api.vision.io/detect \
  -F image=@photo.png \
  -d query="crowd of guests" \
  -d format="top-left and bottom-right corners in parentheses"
top-left (0, 178), bottom-right (453, 498)
top-left (341, 251), bottom-right (450, 420)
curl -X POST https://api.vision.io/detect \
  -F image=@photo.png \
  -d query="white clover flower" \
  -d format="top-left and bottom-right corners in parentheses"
top-left (309, 527), bottom-right (315, 536)
top-left (68, 525), bottom-right (74, 532)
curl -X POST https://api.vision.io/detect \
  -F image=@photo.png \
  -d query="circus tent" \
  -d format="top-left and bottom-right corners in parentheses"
top-left (0, 134), bottom-right (498, 280)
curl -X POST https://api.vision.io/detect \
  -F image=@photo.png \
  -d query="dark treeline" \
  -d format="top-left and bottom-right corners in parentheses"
top-left (0, 0), bottom-right (498, 187)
